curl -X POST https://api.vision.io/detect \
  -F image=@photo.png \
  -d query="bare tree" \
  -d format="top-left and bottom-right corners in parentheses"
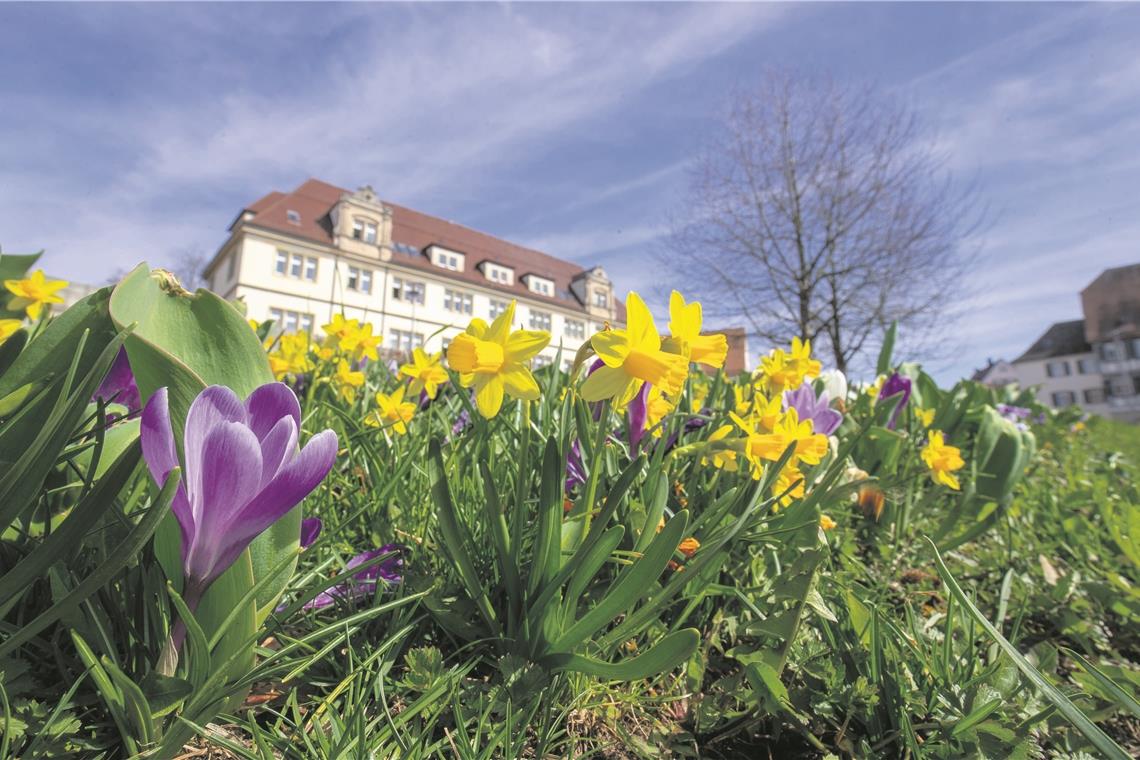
top-left (665, 70), bottom-right (980, 374)
top-left (170, 246), bottom-right (211, 291)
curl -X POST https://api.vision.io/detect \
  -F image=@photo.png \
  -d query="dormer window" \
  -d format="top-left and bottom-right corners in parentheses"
top-left (593, 290), bottom-right (608, 308)
top-left (351, 218), bottom-right (378, 243)
top-left (286, 209), bottom-right (301, 225)
top-left (352, 218), bottom-right (364, 239)
top-left (483, 262), bottom-right (514, 285)
top-left (428, 245), bottom-right (465, 272)
top-left (525, 275), bottom-right (554, 297)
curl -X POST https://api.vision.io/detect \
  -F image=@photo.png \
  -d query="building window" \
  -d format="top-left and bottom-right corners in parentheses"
top-left (275, 250), bottom-right (288, 275)
top-left (565, 319), bottom-right (585, 339)
top-left (1083, 388), bottom-right (1105, 404)
top-left (1100, 343), bottom-right (1122, 361)
top-left (352, 218), bottom-right (365, 240)
top-left (1045, 360), bottom-right (1070, 378)
top-left (1131, 338), bottom-right (1140, 359)
top-left (389, 329), bottom-right (424, 352)
top-left (529, 310), bottom-right (552, 331)
top-left (594, 290), bottom-right (608, 308)
top-left (391, 277), bottom-right (425, 304)
top-left (444, 289), bottom-right (473, 315)
top-left (269, 308), bottom-right (313, 334)
top-left (364, 221), bottom-right (378, 244)
top-left (489, 299), bottom-right (509, 319)
top-left (347, 267), bottom-right (373, 294)
top-left (485, 264), bottom-right (513, 284)
top-left (1050, 391), bottom-right (1076, 407)
top-left (1077, 358), bottom-right (1098, 375)
top-left (290, 253), bottom-right (304, 278)
top-left (286, 209), bottom-right (301, 225)
top-left (528, 277), bottom-right (553, 296)
top-left (435, 252), bottom-right (460, 271)
top-left (304, 257), bottom-right (317, 282)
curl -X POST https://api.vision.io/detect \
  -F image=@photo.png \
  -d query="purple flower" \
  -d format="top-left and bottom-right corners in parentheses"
top-left (93, 347), bottom-right (141, 414)
top-left (304, 544), bottom-right (404, 610)
top-left (877, 373), bottom-right (912, 430)
top-left (627, 383), bottom-right (650, 455)
top-left (784, 383), bottom-right (843, 436)
top-left (565, 438), bottom-right (587, 492)
top-left (996, 403), bottom-right (1032, 421)
top-left (141, 383), bottom-right (338, 607)
top-left (300, 517), bottom-right (322, 549)
top-left (451, 406), bottom-right (471, 437)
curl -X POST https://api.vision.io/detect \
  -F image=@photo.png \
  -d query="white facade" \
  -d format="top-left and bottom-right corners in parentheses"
top-left (209, 226), bottom-right (610, 370)
top-left (1012, 352), bottom-right (1110, 415)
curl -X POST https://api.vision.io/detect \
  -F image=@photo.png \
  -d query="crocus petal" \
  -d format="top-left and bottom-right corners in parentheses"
top-left (245, 382), bottom-right (302, 442)
top-left (300, 517), bottom-right (322, 548)
top-left (184, 421), bottom-right (265, 584)
top-left (258, 415), bottom-right (299, 490)
top-left (214, 430), bottom-right (338, 574)
top-left (628, 383), bottom-right (650, 453)
top-left (184, 386), bottom-right (246, 520)
top-left (140, 388), bottom-right (195, 558)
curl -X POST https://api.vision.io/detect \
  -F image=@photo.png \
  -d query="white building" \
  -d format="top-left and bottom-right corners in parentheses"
top-left (1011, 319), bottom-right (1110, 416)
top-left (203, 179), bottom-right (624, 368)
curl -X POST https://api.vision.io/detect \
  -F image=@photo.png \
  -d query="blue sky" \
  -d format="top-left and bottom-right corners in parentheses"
top-left (2, 2), bottom-right (1138, 381)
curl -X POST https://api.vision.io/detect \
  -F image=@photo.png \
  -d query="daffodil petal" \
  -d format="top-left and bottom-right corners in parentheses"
top-left (501, 365), bottom-right (540, 400)
top-left (475, 374), bottom-right (505, 418)
top-left (505, 330), bottom-right (551, 364)
top-left (580, 365), bottom-right (636, 402)
top-left (591, 330), bottom-right (631, 368)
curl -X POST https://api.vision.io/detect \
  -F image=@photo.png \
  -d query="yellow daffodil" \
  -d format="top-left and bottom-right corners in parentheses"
top-left (730, 406), bottom-right (827, 480)
top-left (819, 514), bottom-right (837, 531)
top-left (341, 322), bottom-right (381, 362)
top-left (757, 337), bottom-right (821, 393)
top-left (446, 300), bottom-right (550, 418)
top-left (322, 314), bottom-right (360, 351)
top-left (666, 291), bottom-right (728, 369)
top-left (365, 386), bottom-right (416, 435)
top-left (0, 318), bottom-right (22, 344)
top-left (700, 424), bottom-right (739, 472)
top-left (581, 292), bottom-right (688, 405)
top-left (4, 270), bottom-right (67, 320)
top-left (916, 407), bottom-right (935, 427)
top-left (921, 430), bottom-right (965, 490)
top-left (733, 385), bottom-right (754, 417)
top-left (335, 360), bottom-right (365, 404)
top-left (399, 348), bottom-right (449, 400)
top-left (268, 332), bottom-right (313, 379)
top-left (645, 385), bottom-right (675, 439)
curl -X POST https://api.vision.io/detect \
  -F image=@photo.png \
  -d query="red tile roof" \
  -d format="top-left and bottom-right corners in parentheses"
top-left (231, 178), bottom-right (624, 321)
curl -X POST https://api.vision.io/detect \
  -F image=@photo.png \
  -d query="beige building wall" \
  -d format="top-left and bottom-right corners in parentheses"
top-left (215, 228), bottom-right (604, 368)
top-left (1012, 352), bottom-right (1109, 415)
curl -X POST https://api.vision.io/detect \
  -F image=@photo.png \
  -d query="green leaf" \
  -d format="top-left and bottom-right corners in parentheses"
top-left (140, 672), bottom-right (193, 719)
top-left (876, 321), bottom-right (898, 376)
top-left (541, 629), bottom-right (699, 680)
top-left (926, 538), bottom-right (1132, 760)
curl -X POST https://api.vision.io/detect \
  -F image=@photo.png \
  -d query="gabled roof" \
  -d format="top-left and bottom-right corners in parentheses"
top-left (229, 178), bottom-right (624, 320)
top-left (1013, 319), bottom-right (1091, 363)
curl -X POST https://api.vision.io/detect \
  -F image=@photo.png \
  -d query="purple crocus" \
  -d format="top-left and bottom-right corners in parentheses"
top-left (565, 438), bottom-right (587, 492)
top-left (140, 383), bottom-right (338, 610)
top-left (93, 347), bottom-right (141, 414)
top-left (300, 517), bottom-right (323, 549)
top-left (304, 545), bottom-right (405, 610)
top-left (784, 383), bottom-right (843, 436)
top-left (877, 373), bottom-right (912, 430)
top-left (627, 382), bottom-right (651, 455)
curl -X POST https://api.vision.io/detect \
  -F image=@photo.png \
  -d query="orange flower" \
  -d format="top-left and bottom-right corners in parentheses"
top-left (677, 537), bottom-right (700, 558)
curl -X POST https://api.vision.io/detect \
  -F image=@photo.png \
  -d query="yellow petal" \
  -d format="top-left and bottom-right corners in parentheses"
top-left (475, 374), bottom-right (506, 418)
top-left (504, 329), bottom-right (551, 364)
top-left (668, 291), bottom-right (702, 342)
top-left (590, 329), bottom-right (631, 368)
top-left (466, 318), bottom-right (489, 339)
top-left (501, 365), bottom-right (540, 400)
top-left (623, 292), bottom-right (659, 350)
top-left (580, 365), bottom-right (636, 402)
top-left (485, 300), bottom-right (516, 345)
top-left (690, 333), bottom-right (728, 368)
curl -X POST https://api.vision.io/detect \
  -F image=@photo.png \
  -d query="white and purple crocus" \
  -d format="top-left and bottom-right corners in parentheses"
top-left (141, 383), bottom-right (338, 611)
top-left (783, 382), bottom-right (843, 436)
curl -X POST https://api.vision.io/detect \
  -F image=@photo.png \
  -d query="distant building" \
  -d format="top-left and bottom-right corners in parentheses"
top-left (202, 179), bottom-right (625, 368)
top-left (971, 358), bottom-right (1018, 388)
top-left (1012, 320), bottom-right (1109, 415)
top-left (1011, 262), bottom-right (1140, 422)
